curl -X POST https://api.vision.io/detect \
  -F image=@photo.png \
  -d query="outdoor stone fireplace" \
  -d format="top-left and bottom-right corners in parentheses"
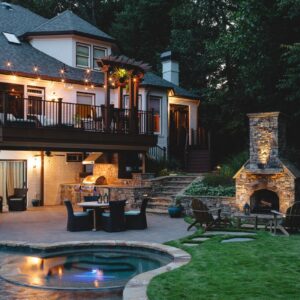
top-left (235, 112), bottom-right (300, 213)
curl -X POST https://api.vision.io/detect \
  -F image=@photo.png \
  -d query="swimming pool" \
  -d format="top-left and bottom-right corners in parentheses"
top-left (0, 247), bottom-right (172, 290)
top-left (0, 241), bottom-right (190, 299)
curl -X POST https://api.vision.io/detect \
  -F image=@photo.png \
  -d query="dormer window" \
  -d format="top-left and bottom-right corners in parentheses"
top-left (93, 46), bottom-right (106, 70)
top-left (76, 43), bottom-right (90, 68)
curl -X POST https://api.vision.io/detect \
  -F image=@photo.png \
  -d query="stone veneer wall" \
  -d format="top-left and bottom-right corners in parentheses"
top-left (60, 184), bottom-right (152, 209)
top-left (180, 195), bottom-right (237, 216)
top-left (235, 167), bottom-right (296, 213)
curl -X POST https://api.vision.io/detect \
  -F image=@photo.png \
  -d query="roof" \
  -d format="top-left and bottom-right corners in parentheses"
top-left (0, 33), bottom-right (103, 85)
top-left (142, 72), bottom-right (199, 99)
top-left (0, 2), bottom-right (47, 35)
top-left (0, 2), bottom-right (199, 99)
top-left (24, 10), bottom-right (115, 42)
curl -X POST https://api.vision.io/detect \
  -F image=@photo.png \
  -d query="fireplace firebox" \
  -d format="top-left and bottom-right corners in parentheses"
top-left (250, 189), bottom-right (279, 214)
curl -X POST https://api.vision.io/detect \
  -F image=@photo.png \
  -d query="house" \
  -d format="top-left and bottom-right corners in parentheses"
top-left (0, 2), bottom-right (209, 210)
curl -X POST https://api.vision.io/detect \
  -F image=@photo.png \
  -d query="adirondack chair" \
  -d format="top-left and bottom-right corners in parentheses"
top-left (187, 198), bottom-right (228, 231)
top-left (270, 201), bottom-right (300, 236)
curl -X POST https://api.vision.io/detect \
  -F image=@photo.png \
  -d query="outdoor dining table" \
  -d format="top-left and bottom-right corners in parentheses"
top-left (77, 201), bottom-right (109, 231)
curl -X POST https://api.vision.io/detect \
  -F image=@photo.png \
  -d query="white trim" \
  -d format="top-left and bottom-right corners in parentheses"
top-left (75, 42), bottom-right (91, 69)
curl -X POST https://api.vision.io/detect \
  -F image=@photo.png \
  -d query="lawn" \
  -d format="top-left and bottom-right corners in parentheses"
top-left (148, 230), bottom-right (300, 300)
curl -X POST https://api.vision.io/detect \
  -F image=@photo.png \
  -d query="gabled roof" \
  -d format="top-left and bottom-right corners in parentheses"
top-left (24, 10), bottom-right (115, 42)
top-left (0, 2), bottom-right (199, 99)
top-left (0, 2), bottom-right (47, 35)
top-left (0, 34), bottom-right (103, 85)
top-left (142, 72), bottom-right (199, 100)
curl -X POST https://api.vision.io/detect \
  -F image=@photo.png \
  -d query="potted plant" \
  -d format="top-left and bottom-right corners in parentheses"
top-left (168, 197), bottom-right (184, 218)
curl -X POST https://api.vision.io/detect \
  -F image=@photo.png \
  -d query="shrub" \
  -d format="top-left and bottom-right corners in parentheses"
top-left (146, 157), bottom-right (182, 176)
top-left (202, 173), bottom-right (233, 187)
top-left (186, 182), bottom-right (236, 197)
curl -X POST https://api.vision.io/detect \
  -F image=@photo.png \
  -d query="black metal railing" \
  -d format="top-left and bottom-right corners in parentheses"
top-left (0, 96), bottom-right (154, 135)
top-left (148, 145), bottom-right (166, 161)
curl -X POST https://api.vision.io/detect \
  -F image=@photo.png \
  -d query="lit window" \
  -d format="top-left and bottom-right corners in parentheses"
top-left (76, 44), bottom-right (90, 68)
top-left (76, 93), bottom-right (94, 118)
top-left (148, 96), bottom-right (161, 134)
top-left (93, 47), bottom-right (106, 70)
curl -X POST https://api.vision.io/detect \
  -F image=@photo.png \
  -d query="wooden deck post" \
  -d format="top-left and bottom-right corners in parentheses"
top-left (128, 77), bottom-right (135, 133)
top-left (104, 66), bottom-right (111, 131)
top-left (58, 98), bottom-right (62, 127)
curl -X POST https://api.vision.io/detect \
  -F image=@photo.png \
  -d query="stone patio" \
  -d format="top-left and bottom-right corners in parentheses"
top-left (0, 205), bottom-right (190, 244)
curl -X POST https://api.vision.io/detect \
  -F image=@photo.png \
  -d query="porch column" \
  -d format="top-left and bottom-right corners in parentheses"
top-left (133, 77), bottom-right (140, 133)
top-left (128, 77), bottom-right (135, 133)
top-left (141, 152), bottom-right (146, 173)
top-left (103, 66), bottom-right (111, 131)
top-left (40, 151), bottom-right (44, 206)
top-left (118, 86), bottom-right (123, 108)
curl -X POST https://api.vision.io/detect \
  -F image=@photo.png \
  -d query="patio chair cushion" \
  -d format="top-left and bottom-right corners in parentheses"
top-left (125, 210), bottom-right (140, 216)
top-left (74, 212), bottom-right (90, 217)
top-left (9, 197), bottom-right (23, 201)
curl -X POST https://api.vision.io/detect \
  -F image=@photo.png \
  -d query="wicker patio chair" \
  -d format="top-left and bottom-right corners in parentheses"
top-left (7, 188), bottom-right (28, 211)
top-left (64, 200), bottom-right (93, 231)
top-left (125, 197), bottom-right (149, 230)
top-left (101, 200), bottom-right (126, 232)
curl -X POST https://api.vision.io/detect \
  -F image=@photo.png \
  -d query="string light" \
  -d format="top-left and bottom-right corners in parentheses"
top-left (61, 79), bottom-right (65, 83)
top-left (6, 61), bottom-right (11, 67)
top-left (91, 84), bottom-right (94, 89)
top-left (33, 66), bottom-right (38, 72)
top-left (84, 79), bottom-right (89, 83)
top-left (60, 69), bottom-right (64, 74)
top-left (86, 69), bottom-right (91, 74)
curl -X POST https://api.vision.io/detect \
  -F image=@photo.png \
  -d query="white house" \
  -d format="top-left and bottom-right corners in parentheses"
top-left (0, 2), bottom-right (208, 211)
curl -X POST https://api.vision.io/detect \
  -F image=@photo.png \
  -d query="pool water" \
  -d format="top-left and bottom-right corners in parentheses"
top-left (0, 247), bottom-right (172, 293)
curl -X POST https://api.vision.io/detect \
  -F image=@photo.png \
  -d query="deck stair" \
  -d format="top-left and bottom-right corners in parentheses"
top-left (147, 175), bottom-right (197, 214)
top-left (186, 149), bottom-right (210, 173)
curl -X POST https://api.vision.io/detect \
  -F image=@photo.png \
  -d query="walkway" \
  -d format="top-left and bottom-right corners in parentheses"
top-left (0, 205), bottom-right (190, 244)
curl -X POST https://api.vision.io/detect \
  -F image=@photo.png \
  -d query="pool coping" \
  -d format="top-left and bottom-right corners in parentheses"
top-left (0, 240), bottom-right (191, 300)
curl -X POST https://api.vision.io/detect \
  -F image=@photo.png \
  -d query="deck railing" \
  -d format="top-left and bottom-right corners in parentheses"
top-left (0, 96), bottom-right (154, 135)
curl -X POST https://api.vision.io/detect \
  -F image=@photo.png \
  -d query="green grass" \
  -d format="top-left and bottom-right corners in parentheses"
top-left (147, 231), bottom-right (300, 300)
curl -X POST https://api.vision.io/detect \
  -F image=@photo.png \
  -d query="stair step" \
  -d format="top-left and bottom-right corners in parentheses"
top-left (147, 202), bottom-right (172, 209)
top-left (146, 208), bottom-right (168, 214)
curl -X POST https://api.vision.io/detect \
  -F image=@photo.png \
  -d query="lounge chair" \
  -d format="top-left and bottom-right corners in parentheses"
top-left (101, 200), bottom-right (126, 232)
top-left (270, 201), bottom-right (300, 236)
top-left (64, 200), bottom-right (93, 231)
top-left (187, 198), bottom-right (228, 231)
top-left (7, 188), bottom-right (28, 211)
top-left (125, 197), bottom-right (149, 230)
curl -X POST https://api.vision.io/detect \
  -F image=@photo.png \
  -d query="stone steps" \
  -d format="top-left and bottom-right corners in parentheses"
top-left (147, 175), bottom-right (198, 214)
top-left (146, 208), bottom-right (169, 214)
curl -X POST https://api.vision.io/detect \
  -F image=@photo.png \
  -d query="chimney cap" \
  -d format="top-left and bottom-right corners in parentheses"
top-left (160, 51), bottom-right (179, 62)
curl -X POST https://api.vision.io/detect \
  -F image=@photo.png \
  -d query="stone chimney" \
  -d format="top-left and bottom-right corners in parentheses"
top-left (247, 112), bottom-right (286, 170)
top-left (160, 51), bottom-right (179, 86)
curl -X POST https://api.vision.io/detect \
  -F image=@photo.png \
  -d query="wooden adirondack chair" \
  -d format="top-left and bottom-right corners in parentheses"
top-left (187, 198), bottom-right (228, 231)
top-left (270, 201), bottom-right (300, 236)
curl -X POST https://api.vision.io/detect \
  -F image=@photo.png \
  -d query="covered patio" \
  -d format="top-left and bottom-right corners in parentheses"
top-left (0, 205), bottom-right (189, 243)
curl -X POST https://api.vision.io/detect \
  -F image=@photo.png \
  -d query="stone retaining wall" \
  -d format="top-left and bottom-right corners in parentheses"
top-left (180, 195), bottom-right (238, 216)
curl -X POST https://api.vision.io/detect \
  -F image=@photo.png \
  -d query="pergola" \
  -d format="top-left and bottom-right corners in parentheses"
top-left (97, 55), bottom-right (151, 133)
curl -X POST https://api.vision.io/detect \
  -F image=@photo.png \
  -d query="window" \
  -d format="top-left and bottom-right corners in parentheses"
top-left (76, 93), bottom-right (95, 119)
top-left (123, 95), bottom-right (142, 109)
top-left (27, 87), bottom-right (44, 115)
top-left (76, 43), bottom-right (90, 68)
top-left (93, 47), bottom-right (106, 70)
top-left (148, 96), bottom-right (161, 134)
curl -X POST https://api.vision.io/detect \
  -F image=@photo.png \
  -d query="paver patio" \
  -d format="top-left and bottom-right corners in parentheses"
top-left (0, 206), bottom-right (190, 244)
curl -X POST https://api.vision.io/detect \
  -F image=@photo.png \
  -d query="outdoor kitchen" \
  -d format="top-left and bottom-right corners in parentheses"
top-left (60, 152), bottom-right (153, 208)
